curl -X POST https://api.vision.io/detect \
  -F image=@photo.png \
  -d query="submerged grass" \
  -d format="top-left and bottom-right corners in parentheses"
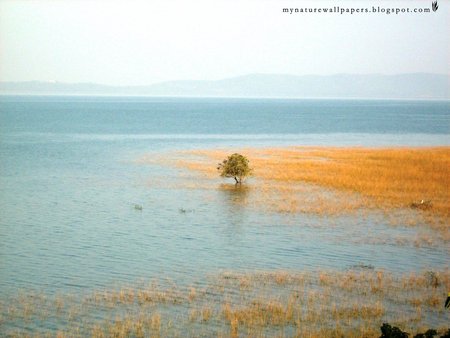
top-left (2, 269), bottom-right (449, 337)
top-left (143, 146), bottom-right (449, 238)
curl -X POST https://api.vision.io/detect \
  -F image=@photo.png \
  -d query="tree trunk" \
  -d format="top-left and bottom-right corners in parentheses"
top-left (234, 177), bottom-right (239, 184)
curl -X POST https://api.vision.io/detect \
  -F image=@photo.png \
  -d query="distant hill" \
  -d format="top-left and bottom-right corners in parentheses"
top-left (1, 73), bottom-right (448, 99)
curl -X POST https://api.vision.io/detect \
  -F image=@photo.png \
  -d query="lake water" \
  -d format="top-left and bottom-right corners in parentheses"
top-left (0, 96), bottom-right (449, 299)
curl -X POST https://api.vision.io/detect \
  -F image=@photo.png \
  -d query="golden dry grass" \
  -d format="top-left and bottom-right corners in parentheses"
top-left (184, 147), bottom-right (449, 213)
top-left (148, 146), bottom-right (449, 235)
top-left (6, 268), bottom-right (441, 332)
top-left (4, 269), bottom-right (448, 337)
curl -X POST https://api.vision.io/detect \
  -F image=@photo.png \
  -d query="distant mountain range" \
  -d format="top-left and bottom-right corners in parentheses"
top-left (1, 73), bottom-right (448, 99)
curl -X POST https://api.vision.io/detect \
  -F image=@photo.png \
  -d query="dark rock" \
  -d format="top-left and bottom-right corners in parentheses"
top-left (414, 329), bottom-right (438, 338)
top-left (410, 199), bottom-right (432, 210)
top-left (440, 329), bottom-right (450, 338)
top-left (380, 323), bottom-right (409, 338)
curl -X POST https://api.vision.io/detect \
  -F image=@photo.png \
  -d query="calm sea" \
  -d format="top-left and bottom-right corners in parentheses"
top-left (0, 96), bottom-right (449, 296)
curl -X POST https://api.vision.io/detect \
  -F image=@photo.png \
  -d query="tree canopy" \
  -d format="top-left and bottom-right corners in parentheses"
top-left (217, 153), bottom-right (252, 184)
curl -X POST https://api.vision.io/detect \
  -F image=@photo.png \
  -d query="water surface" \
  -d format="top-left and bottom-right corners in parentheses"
top-left (0, 96), bottom-right (449, 297)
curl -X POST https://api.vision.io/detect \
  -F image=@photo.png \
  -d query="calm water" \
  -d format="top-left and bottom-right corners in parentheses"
top-left (0, 96), bottom-right (449, 297)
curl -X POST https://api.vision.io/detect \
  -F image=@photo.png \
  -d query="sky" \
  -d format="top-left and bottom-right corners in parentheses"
top-left (0, 0), bottom-right (449, 86)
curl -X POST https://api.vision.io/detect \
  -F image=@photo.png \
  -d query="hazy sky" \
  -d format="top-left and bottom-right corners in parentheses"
top-left (0, 0), bottom-right (449, 85)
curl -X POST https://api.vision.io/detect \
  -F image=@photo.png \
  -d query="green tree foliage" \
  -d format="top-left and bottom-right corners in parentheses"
top-left (217, 153), bottom-right (252, 184)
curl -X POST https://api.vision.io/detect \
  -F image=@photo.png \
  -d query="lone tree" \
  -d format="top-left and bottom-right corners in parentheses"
top-left (217, 153), bottom-right (252, 184)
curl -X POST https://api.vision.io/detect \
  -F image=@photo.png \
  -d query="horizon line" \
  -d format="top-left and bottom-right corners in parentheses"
top-left (1, 93), bottom-right (449, 102)
top-left (1, 72), bottom-right (449, 87)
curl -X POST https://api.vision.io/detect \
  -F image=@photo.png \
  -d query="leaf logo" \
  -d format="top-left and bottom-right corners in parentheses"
top-left (432, 1), bottom-right (438, 12)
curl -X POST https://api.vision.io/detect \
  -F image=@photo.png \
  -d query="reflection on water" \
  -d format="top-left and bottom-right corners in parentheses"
top-left (218, 184), bottom-right (251, 239)
top-left (219, 184), bottom-right (250, 209)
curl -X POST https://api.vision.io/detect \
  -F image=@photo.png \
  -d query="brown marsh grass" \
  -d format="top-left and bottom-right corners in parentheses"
top-left (142, 146), bottom-right (450, 237)
top-left (3, 269), bottom-right (448, 337)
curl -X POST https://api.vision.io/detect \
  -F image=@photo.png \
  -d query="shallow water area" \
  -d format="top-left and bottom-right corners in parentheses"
top-left (0, 96), bottom-right (449, 335)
